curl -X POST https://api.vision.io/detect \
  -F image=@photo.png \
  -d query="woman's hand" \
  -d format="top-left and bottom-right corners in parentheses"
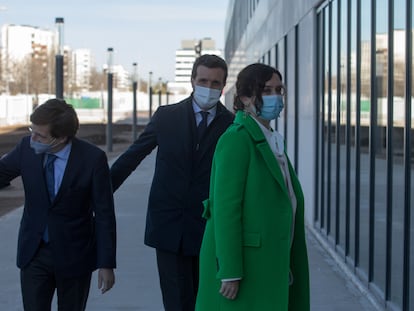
top-left (219, 280), bottom-right (240, 300)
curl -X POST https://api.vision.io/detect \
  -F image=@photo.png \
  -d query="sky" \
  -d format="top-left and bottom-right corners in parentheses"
top-left (0, 0), bottom-right (230, 82)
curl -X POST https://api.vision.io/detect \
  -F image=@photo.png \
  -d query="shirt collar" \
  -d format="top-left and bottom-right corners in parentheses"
top-left (192, 100), bottom-right (217, 119)
top-left (251, 118), bottom-right (284, 155)
top-left (252, 117), bottom-right (273, 136)
top-left (51, 140), bottom-right (72, 161)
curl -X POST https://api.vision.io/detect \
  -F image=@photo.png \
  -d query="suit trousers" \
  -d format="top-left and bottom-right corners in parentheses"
top-left (20, 242), bottom-right (92, 311)
top-left (156, 248), bottom-right (199, 311)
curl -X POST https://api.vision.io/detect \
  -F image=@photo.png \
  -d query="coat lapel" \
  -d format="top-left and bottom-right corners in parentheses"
top-left (30, 151), bottom-right (54, 207)
top-left (234, 112), bottom-right (288, 194)
top-left (35, 153), bottom-right (51, 204)
top-left (185, 98), bottom-right (198, 146)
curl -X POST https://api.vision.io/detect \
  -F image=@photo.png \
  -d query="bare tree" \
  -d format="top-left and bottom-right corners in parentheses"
top-left (7, 58), bottom-right (27, 94)
top-left (89, 67), bottom-right (106, 91)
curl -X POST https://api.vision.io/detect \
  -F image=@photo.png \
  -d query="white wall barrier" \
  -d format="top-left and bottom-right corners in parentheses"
top-left (0, 95), bottom-right (33, 126)
top-left (0, 92), bottom-right (189, 127)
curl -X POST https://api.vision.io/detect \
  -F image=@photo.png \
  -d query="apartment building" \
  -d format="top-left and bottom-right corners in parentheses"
top-left (168, 38), bottom-right (222, 95)
top-left (71, 48), bottom-right (94, 92)
top-left (0, 24), bottom-right (55, 93)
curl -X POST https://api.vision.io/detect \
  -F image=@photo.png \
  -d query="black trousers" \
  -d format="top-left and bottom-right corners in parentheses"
top-left (20, 243), bottom-right (92, 311)
top-left (156, 249), bottom-right (199, 311)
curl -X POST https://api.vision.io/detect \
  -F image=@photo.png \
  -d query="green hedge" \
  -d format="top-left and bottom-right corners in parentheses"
top-left (66, 97), bottom-right (101, 109)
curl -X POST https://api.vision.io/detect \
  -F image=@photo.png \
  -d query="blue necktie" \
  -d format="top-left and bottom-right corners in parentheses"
top-left (43, 154), bottom-right (57, 242)
top-left (198, 111), bottom-right (209, 141)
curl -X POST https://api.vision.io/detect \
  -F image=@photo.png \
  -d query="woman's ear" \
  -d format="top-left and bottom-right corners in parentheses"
top-left (240, 95), bottom-right (255, 108)
top-left (240, 96), bottom-right (257, 115)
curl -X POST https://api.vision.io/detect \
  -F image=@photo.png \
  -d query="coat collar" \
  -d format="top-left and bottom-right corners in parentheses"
top-left (234, 111), bottom-right (288, 193)
top-left (233, 111), bottom-right (267, 143)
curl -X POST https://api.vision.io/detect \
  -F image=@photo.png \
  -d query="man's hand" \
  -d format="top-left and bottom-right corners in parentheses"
top-left (219, 280), bottom-right (240, 300)
top-left (98, 268), bottom-right (115, 294)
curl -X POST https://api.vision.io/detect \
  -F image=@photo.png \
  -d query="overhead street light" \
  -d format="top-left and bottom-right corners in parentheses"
top-left (194, 40), bottom-right (202, 59)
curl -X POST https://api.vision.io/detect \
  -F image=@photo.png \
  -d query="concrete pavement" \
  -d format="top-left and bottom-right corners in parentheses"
top-left (0, 150), bottom-right (382, 310)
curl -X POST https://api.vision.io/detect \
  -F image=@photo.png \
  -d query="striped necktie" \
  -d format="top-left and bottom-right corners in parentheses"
top-left (197, 111), bottom-right (209, 141)
top-left (45, 154), bottom-right (57, 202)
top-left (43, 154), bottom-right (57, 243)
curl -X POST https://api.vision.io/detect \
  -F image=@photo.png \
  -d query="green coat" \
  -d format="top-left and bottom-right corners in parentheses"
top-left (196, 111), bottom-right (310, 311)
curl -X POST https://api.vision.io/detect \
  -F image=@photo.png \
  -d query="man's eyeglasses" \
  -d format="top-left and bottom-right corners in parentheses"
top-left (28, 127), bottom-right (51, 140)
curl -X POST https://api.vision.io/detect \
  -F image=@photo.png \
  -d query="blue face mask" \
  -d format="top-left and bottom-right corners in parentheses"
top-left (193, 85), bottom-right (222, 110)
top-left (259, 95), bottom-right (284, 120)
top-left (30, 137), bottom-right (57, 154)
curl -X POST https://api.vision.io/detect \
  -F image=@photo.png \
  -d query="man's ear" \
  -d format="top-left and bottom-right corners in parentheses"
top-left (59, 136), bottom-right (69, 145)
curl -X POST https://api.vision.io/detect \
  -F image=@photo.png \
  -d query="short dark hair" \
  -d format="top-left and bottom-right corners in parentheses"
top-left (191, 54), bottom-right (228, 84)
top-left (233, 63), bottom-right (282, 112)
top-left (30, 98), bottom-right (79, 139)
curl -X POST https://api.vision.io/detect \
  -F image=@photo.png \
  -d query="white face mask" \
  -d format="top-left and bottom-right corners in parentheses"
top-left (193, 85), bottom-right (222, 110)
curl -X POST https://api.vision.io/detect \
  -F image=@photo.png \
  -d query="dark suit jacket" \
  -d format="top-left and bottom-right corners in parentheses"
top-left (0, 137), bottom-right (116, 278)
top-left (111, 96), bottom-right (234, 256)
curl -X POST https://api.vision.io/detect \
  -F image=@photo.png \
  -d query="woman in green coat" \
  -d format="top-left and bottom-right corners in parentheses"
top-left (196, 63), bottom-right (310, 310)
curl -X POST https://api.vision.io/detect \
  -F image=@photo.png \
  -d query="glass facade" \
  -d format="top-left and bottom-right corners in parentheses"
top-left (224, 0), bottom-right (412, 310)
top-left (316, 1), bottom-right (412, 310)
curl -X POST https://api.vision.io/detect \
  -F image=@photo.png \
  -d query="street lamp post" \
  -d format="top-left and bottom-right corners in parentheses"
top-left (158, 77), bottom-right (162, 107)
top-left (148, 71), bottom-right (153, 118)
top-left (132, 62), bottom-right (138, 141)
top-left (106, 47), bottom-right (114, 152)
top-left (166, 81), bottom-right (170, 105)
top-left (55, 17), bottom-right (64, 99)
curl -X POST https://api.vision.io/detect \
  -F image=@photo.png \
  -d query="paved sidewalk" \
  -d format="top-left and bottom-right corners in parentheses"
top-left (0, 150), bottom-right (382, 310)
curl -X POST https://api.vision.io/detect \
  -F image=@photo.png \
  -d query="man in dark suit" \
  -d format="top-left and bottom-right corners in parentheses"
top-left (0, 99), bottom-right (117, 311)
top-left (110, 54), bottom-right (234, 311)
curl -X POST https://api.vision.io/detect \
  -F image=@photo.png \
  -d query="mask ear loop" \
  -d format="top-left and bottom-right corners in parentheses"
top-left (251, 96), bottom-right (261, 117)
